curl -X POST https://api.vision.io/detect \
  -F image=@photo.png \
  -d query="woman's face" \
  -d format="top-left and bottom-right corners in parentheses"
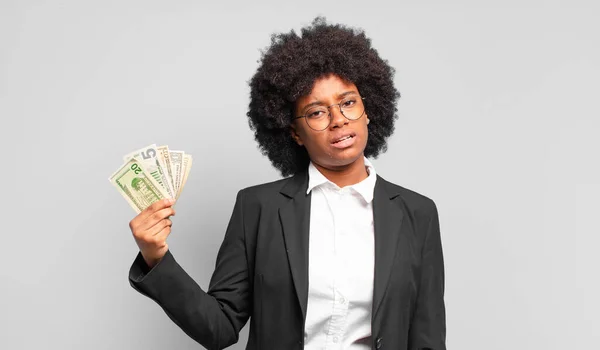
top-left (291, 74), bottom-right (369, 170)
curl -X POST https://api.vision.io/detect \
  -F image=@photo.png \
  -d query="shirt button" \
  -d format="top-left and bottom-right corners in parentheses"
top-left (333, 336), bottom-right (339, 343)
top-left (339, 297), bottom-right (345, 304)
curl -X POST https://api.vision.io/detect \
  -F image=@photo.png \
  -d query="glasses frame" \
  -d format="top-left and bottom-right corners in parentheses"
top-left (293, 96), bottom-right (367, 131)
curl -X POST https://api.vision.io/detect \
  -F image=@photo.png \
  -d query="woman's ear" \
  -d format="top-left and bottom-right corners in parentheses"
top-left (289, 124), bottom-right (304, 146)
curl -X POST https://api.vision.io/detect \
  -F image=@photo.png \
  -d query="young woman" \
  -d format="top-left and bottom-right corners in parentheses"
top-left (127, 17), bottom-right (446, 350)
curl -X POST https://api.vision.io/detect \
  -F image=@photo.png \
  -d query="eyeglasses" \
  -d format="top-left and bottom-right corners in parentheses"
top-left (293, 96), bottom-right (366, 131)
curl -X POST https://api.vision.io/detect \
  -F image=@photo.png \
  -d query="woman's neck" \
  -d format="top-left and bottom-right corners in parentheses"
top-left (312, 156), bottom-right (369, 188)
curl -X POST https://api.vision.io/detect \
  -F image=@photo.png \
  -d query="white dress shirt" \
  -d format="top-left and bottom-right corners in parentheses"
top-left (304, 157), bottom-right (377, 350)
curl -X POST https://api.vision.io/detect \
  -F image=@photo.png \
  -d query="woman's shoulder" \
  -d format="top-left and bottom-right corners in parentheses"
top-left (235, 172), bottom-right (305, 204)
top-left (376, 174), bottom-right (439, 216)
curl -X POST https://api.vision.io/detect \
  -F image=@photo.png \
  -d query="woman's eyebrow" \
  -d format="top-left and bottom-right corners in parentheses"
top-left (300, 91), bottom-right (359, 112)
top-left (301, 101), bottom-right (323, 111)
top-left (337, 90), bottom-right (358, 99)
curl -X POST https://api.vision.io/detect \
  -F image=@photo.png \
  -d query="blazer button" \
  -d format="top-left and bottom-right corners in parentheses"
top-left (376, 337), bottom-right (382, 349)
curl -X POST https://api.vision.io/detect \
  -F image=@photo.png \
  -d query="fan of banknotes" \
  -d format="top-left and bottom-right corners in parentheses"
top-left (109, 144), bottom-right (193, 213)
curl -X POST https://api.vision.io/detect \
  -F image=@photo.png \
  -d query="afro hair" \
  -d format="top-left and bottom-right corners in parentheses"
top-left (247, 17), bottom-right (400, 177)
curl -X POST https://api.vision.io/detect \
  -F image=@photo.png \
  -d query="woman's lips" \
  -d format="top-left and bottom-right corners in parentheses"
top-left (330, 134), bottom-right (356, 149)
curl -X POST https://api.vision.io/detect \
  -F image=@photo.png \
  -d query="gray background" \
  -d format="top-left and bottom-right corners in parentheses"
top-left (1, 0), bottom-right (598, 349)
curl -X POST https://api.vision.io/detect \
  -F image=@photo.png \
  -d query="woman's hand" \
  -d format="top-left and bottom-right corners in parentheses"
top-left (129, 198), bottom-right (176, 268)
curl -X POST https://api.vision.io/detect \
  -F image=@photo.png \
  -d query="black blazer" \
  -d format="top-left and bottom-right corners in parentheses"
top-left (129, 170), bottom-right (446, 350)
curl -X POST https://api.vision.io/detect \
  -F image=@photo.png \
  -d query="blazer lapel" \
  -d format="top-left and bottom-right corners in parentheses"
top-left (372, 175), bottom-right (404, 319)
top-left (278, 171), bottom-right (311, 323)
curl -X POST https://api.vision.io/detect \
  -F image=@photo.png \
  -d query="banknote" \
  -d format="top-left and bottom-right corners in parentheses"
top-left (122, 144), bottom-right (175, 199)
top-left (109, 157), bottom-right (168, 213)
top-left (169, 150), bottom-right (184, 195)
top-left (176, 154), bottom-right (193, 200)
top-left (156, 145), bottom-right (175, 194)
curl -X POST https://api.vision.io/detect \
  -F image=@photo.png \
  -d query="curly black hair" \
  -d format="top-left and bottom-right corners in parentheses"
top-left (246, 17), bottom-right (400, 177)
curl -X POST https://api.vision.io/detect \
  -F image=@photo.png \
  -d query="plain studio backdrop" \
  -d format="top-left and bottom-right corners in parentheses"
top-left (1, 0), bottom-right (598, 349)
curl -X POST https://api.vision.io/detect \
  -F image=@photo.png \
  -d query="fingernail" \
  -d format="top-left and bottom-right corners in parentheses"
top-left (170, 198), bottom-right (176, 204)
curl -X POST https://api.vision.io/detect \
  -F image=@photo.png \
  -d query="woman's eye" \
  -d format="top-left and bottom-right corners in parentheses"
top-left (308, 110), bottom-right (324, 118)
top-left (343, 99), bottom-right (356, 107)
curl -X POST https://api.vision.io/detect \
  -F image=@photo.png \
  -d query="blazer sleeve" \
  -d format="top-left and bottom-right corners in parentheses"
top-left (128, 190), bottom-right (250, 350)
top-left (408, 200), bottom-right (447, 350)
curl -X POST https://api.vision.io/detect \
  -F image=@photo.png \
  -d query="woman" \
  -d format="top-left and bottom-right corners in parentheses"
top-left (128, 17), bottom-right (446, 350)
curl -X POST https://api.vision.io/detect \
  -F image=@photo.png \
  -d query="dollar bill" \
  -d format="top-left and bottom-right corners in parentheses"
top-left (169, 150), bottom-right (184, 195)
top-left (122, 144), bottom-right (175, 199)
top-left (176, 154), bottom-right (193, 200)
top-left (109, 157), bottom-right (168, 213)
top-left (157, 145), bottom-right (175, 195)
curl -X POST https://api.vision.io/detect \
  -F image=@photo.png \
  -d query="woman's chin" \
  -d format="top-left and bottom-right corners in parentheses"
top-left (322, 149), bottom-right (365, 168)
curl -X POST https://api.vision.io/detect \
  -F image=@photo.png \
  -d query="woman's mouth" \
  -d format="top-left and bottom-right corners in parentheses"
top-left (331, 134), bottom-right (356, 149)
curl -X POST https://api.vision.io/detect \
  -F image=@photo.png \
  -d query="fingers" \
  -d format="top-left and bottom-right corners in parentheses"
top-left (135, 198), bottom-right (174, 222)
top-left (140, 207), bottom-right (175, 230)
top-left (147, 218), bottom-right (172, 236)
top-left (154, 225), bottom-right (172, 242)
top-left (130, 199), bottom-right (176, 231)
top-left (141, 198), bottom-right (175, 220)
top-left (146, 225), bottom-right (171, 246)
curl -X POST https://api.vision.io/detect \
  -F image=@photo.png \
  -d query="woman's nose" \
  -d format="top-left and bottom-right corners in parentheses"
top-left (329, 105), bottom-right (348, 128)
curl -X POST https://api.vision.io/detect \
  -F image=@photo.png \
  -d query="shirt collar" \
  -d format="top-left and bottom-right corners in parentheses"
top-left (306, 156), bottom-right (377, 203)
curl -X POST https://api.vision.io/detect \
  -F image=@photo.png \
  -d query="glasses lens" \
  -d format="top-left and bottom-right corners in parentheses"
top-left (305, 106), bottom-right (330, 130)
top-left (340, 97), bottom-right (365, 120)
